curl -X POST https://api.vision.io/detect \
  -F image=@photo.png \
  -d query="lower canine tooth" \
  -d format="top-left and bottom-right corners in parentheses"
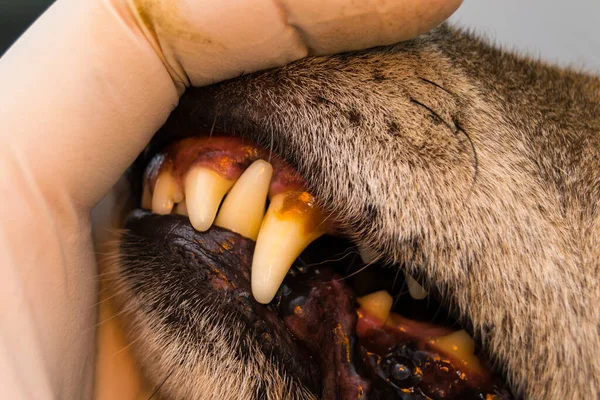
top-left (406, 273), bottom-right (428, 300)
top-left (152, 172), bottom-right (183, 215)
top-left (214, 160), bottom-right (273, 240)
top-left (251, 191), bottom-right (327, 304)
top-left (185, 167), bottom-right (235, 232)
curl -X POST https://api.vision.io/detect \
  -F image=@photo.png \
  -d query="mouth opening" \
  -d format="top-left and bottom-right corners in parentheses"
top-left (120, 130), bottom-right (514, 399)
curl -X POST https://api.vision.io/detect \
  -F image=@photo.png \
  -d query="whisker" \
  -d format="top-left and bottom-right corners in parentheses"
top-left (208, 111), bottom-right (218, 140)
top-left (304, 248), bottom-right (358, 268)
top-left (268, 128), bottom-right (274, 163)
top-left (112, 334), bottom-right (142, 357)
top-left (148, 366), bottom-right (177, 400)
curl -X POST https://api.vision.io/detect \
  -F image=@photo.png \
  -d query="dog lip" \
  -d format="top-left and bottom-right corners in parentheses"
top-left (121, 209), bottom-right (398, 397)
top-left (121, 209), bottom-right (345, 395)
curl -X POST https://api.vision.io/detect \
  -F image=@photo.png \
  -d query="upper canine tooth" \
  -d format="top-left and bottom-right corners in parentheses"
top-left (251, 191), bottom-right (327, 304)
top-left (152, 171), bottom-right (183, 215)
top-left (185, 166), bottom-right (235, 232)
top-left (406, 272), bottom-right (428, 300)
top-left (214, 160), bottom-right (273, 241)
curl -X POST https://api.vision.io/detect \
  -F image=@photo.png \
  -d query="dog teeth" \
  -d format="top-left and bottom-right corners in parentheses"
top-left (185, 167), bottom-right (235, 232)
top-left (251, 191), bottom-right (327, 304)
top-left (357, 290), bottom-right (393, 322)
top-left (406, 273), bottom-right (428, 300)
top-left (152, 171), bottom-right (183, 215)
top-left (174, 201), bottom-right (188, 216)
top-left (214, 160), bottom-right (273, 241)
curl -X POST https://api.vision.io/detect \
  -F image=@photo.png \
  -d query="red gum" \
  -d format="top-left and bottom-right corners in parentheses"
top-left (144, 134), bottom-right (306, 197)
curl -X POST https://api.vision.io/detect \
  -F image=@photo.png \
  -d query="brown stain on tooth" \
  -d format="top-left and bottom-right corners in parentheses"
top-left (276, 191), bottom-right (329, 234)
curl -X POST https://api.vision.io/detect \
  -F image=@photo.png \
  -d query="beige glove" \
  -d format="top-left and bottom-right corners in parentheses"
top-left (0, 0), bottom-right (461, 398)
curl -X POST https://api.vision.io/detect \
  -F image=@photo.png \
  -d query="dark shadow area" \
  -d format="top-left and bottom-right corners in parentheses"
top-left (0, 0), bottom-right (53, 56)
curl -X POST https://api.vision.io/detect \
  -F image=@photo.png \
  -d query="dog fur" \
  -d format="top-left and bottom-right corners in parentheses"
top-left (104, 25), bottom-right (600, 399)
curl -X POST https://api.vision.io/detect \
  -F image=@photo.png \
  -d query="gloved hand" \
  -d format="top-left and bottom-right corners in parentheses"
top-left (0, 0), bottom-right (461, 398)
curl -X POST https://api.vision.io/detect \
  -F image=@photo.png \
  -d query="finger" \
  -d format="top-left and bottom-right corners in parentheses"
top-left (131, 0), bottom-right (463, 86)
top-left (284, 0), bottom-right (463, 55)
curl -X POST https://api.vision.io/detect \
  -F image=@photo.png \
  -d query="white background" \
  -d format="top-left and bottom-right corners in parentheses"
top-left (450, 0), bottom-right (600, 72)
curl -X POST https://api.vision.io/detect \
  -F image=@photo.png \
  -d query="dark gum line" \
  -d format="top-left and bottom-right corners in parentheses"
top-left (144, 133), bottom-right (305, 197)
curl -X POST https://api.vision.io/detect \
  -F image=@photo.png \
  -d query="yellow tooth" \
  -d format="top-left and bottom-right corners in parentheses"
top-left (174, 201), bottom-right (188, 216)
top-left (357, 290), bottom-right (393, 322)
top-left (252, 191), bottom-right (327, 304)
top-left (152, 171), bottom-right (183, 215)
top-left (406, 272), bottom-right (428, 300)
top-left (185, 167), bottom-right (235, 232)
top-left (214, 160), bottom-right (273, 241)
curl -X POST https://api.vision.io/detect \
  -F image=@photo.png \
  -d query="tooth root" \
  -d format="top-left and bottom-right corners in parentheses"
top-left (174, 201), bottom-right (188, 216)
top-left (252, 191), bottom-right (327, 304)
top-left (152, 172), bottom-right (183, 215)
top-left (406, 272), bottom-right (428, 300)
top-left (358, 243), bottom-right (380, 264)
top-left (185, 167), bottom-right (235, 232)
top-left (214, 160), bottom-right (273, 241)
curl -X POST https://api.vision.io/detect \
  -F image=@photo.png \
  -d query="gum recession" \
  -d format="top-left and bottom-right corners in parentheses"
top-left (144, 135), bottom-right (306, 199)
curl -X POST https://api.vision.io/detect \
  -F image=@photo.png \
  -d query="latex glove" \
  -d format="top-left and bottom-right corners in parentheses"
top-left (0, 0), bottom-right (461, 398)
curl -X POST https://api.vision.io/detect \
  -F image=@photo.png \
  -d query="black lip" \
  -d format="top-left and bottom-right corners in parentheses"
top-left (120, 210), bottom-right (408, 399)
top-left (121, 209), bottom-right (321, 393)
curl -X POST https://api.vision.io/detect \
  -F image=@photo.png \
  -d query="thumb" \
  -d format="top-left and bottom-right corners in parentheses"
top-left (133, 0), bottom-right (463, 87)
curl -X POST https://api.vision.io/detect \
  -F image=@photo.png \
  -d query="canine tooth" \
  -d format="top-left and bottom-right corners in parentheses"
top-left (185, 167), bottom-right (235, 231)
top-left (358, 244), bottom-right (380, 264)
top-left (252, 191), bottom-right (327, 304)
top-left (214, 160), bottom-right (273, 241)
top-left (152, 172), bottom-right (183, 215)
top-left (406, 273), bottom-right (428, 300)
top-left (174, 201), bottom-right (188, 216)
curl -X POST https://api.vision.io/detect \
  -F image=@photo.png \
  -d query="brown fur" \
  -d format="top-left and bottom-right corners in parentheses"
top-left (106, 25), bottom-right (600, 399)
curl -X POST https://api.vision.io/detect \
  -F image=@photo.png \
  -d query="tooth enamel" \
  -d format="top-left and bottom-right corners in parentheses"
top-left (406, 272), bottom-right (428, 300)
top-left (174, 201), bottom-right (188, 216)
top-left (357, 290), bottom-right (393, 322)
top-left (214, 160), bottom-right (273, 241)
top-left (185, 167), bottom-right (235, 232)
top-left (358, 243), bottom-right (380, 264)
top-left (251, 191), bottom-right (327, 304)
top-left (152, 172), bottom-right (183, 215)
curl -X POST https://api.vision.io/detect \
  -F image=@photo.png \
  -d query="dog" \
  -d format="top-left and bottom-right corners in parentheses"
top-left (96, 24), bottom-right (600, 399)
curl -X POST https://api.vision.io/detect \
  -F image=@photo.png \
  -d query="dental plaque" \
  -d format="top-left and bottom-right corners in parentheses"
top-left (138, 134), bottom-right (513, 399)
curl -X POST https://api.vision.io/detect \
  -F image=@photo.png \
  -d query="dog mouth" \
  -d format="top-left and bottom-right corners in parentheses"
top-left (119, 132), bottom-right (513, 399)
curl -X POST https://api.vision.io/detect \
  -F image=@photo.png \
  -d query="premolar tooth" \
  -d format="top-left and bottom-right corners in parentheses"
top-left (214, 160), bottom-right (273, 241)
top-left (152, 172), bottom-right (183, 215)
top-left (185, 167), bottom-right (235, 232)
top-left (406, 272), bottom-right (428, 300)
top-left (252, 191), bottom-right (327, 304)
